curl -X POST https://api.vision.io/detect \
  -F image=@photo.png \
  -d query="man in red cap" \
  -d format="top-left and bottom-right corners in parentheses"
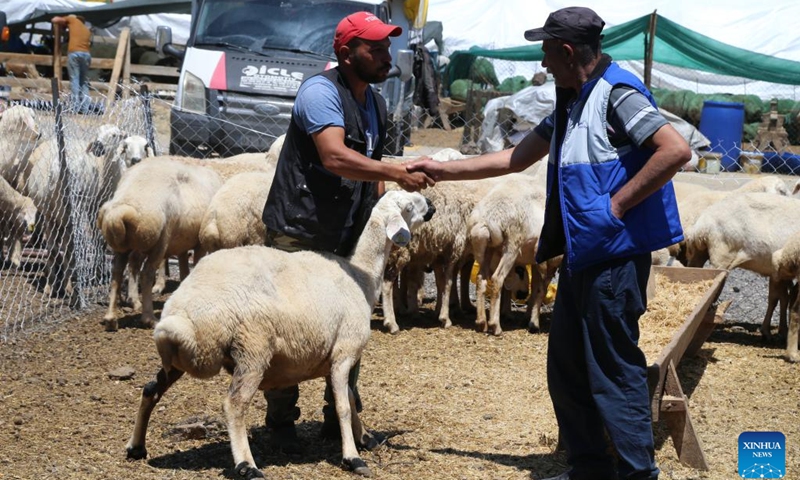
top-left (261, 11), bottom-right (433, 460)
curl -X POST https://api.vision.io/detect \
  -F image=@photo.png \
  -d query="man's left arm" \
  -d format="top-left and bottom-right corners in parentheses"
top-left (610, 123), bottom-right (691, 219)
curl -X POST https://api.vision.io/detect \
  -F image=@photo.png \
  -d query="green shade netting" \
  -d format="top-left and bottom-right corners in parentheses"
top-left (448, 14), bottom-right (800, 86)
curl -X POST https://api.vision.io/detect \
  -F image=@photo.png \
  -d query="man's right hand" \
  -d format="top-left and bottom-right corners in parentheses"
top-left (396, 170), bottom-right (435, 192)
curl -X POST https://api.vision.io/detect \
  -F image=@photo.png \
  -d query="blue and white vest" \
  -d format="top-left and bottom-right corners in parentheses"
top-left (536, 62), bottom-right (683, 271)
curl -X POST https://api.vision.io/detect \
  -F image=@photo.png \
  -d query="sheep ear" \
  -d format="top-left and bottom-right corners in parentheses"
top-left (386, 214), bottom-right (411, 247)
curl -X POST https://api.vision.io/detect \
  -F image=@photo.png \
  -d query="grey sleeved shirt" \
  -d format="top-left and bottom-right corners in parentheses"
top-left (534, 85), bottom-right (668, 149)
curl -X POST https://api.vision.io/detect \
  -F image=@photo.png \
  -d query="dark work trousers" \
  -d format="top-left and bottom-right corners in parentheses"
top-left (263, 230), bottom-right (363, 428)
top-left (265, 365), bottom-right (362, 427)
top-left (547, 253), bottom-right (658, 480)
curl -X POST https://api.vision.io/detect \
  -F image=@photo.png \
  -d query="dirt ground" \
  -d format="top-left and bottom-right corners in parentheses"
top-left (1, 271), bottom-right (799, 480)
top-left (2, 99), bottom-right (799, 479)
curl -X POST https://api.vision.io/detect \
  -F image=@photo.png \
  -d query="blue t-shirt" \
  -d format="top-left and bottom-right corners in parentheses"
top-left (293, 75), bottom-right (379, 157)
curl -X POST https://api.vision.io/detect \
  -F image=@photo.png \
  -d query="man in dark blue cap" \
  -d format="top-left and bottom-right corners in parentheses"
top-left (407, 6), bottom-right (689, 480)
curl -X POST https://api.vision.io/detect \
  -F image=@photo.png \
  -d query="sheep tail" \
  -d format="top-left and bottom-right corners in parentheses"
top-left (199, 218), bottom-right (220, 253)
top-left (153, 314), bottom-right (198, 369)
top-left (98, 204), bottom-right (138, 251)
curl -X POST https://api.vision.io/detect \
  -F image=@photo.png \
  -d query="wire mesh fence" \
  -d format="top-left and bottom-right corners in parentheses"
top-left (2, 53), bottom-right (799, 341)
top-left (440, 56), bottom-right (800, 184)
top-left (0, 78), bottom-right (162, 340)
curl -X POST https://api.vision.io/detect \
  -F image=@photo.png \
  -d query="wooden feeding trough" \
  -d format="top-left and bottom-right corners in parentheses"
top-left (646, 265), bottom-right (729, 470)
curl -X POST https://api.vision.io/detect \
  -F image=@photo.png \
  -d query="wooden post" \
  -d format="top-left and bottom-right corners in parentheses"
top-left (105, 27), bottom-right (130, 112)
top-left (660, 361), bottom-right (709, 470)
top-left (644, 10), bottom-right (658, 89)
top-left (121, 29), bottom-right (132, 100)
top-left (53, 23), bottom-right (63, 83)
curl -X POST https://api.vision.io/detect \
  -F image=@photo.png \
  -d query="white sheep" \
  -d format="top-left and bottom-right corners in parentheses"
top-left (468, 173), bottom-right (548, 336)
top-left (266, 133), bottom-right (285, 166)
top-left (380, 177), bottom-right (501, 334)
top-left (199, 168), bottom-right (276, 253)
top-left (772, 233), bottom-right (800, 362)
top-left (671, 180), bottom-right (710, 203)
top-left (97, 157), bottom-right (223, 330)
top-left (15, 130), bottom-right (108, 299)
top-left (688, 192), bottom-right (800, 339)
top-left (93, 130), bottom-right (161, 308)
top-left (673, 175), bottom-right (790, 264)
top-left (0, 105), bottom-right (40, 190)
top-left (125, 190), bottom-right (435, 479)
top-left (0, 175), bottom-right (37, 269)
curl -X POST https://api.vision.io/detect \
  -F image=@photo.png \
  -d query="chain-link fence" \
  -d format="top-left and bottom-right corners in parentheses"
top-left (3, 51), bottom-right (797, 340)
top-left (0, 77), bottom-right (163, 340)
top-left (438, 56), bottom-right (800, 183)
top-left (166, 74), bottom-right (411, 159)
top-left (0, 67), bottom-right (415, 341)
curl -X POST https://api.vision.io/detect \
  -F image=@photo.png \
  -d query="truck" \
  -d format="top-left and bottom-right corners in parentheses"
top-left (156, 0), bottom-right (419, 158)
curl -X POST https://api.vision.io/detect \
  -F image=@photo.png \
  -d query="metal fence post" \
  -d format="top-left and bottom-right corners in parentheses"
top-left (140, 84), bottom-right (159, 155)
top-left (52, 77), bottom-right (85, 309)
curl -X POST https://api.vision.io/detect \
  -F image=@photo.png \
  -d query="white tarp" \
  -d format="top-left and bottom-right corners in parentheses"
top-left (7, 0), bottom-right (800, 99)
top-left (4, 0), bottom-right (192, 44)
top-left (427, 0), bottom-right (800, 100)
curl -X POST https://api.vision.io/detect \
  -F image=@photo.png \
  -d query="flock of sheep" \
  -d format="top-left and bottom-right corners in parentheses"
top-left (2, 101), bottom-right (800, 477)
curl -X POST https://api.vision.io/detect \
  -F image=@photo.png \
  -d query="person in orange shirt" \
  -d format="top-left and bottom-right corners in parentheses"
top-left (52, 15), bottom-right (92, 113)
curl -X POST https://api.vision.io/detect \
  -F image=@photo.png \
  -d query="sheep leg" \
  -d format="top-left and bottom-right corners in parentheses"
top-left (224, 369), bottom-right (265, 478)
top-left (347, 387), bottom-right (367, 449)
top-left (152, 258), bottom-right (166, 295)
top-left (139, 256), bottom-right (161, 328)
top-left (404, 264), bottom-right (424, 315)
top-left (471, 239), bottom-right (490, 332)
top-left (8, 228), bottom-right (24, 268)
top-left (382, 253), bottom-right (408, 333)
top-left (126, 367), bottom-right (184, 460)
top-left (761, 278), bottom-right (786, 340)
top-left (397, 266), bottom-right (411, 314)
top-left (527, 266), bottom-right (546, 333)
top-left (777, 279), bottom-right (791, 338)
top-left (381, 276), bottom-right (400, 334)
top-left (191, 248), bottom-right (206, 269)
top-left (330, 361), bottom-right (371, 477)
top-left (179, 253), bottom-right (191, 280)
top-left (459, 260), bottom-right (475, 313)
top-left (488, 251), bottom-right (517, 336)
top-left (126, 252), bottom-right (143, 311)
top-left (474, 258), bottom-right (491, 333)
top-left (474, 270), bottom-right (488, 333)
top-left (433, 262), bottom-right (455, 328)
top-left (104, 251), bottom-right (130, 332)
top-left (449, 267), bottom-right (460, 312)
top-left (786, 295), bottom-right (800, 363)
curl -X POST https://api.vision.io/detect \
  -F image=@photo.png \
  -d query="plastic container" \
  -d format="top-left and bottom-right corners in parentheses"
top-left (698, 151), bottom-right (722, 174)
top-left (698, 100), bottom-right (745, 172)
top-left (761, 151), bottom-right (800, 175)
top-left (739, 152), bottom-right (764, 174)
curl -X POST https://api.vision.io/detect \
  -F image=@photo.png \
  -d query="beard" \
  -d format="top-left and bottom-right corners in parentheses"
top-left (352, 55), bottom-right (390, 84)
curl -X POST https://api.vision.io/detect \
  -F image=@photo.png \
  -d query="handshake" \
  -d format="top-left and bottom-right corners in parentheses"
top-left (395, 156), bottom-right (446, 192)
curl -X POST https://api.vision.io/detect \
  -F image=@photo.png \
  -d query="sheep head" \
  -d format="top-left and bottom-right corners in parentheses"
top-left (379, 191), bottom-right (435, 247)
top-left (0, 105), bottom-right (40, 144)
top-left (117, 136), bottom-right (152, 166)
top-left (87, 124), bottom-right (125, 157)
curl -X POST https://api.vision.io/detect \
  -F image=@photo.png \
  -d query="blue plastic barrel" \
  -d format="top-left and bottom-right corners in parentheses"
top-left (698, 100), bottom-right (745, 172)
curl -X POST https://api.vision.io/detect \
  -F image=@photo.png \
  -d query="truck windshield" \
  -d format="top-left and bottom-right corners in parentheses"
top-left (195, 0), bottom-right (378, 59)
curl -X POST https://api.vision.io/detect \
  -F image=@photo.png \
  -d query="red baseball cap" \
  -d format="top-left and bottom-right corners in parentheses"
top-left (333, 11), bottom-right (402, 53)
